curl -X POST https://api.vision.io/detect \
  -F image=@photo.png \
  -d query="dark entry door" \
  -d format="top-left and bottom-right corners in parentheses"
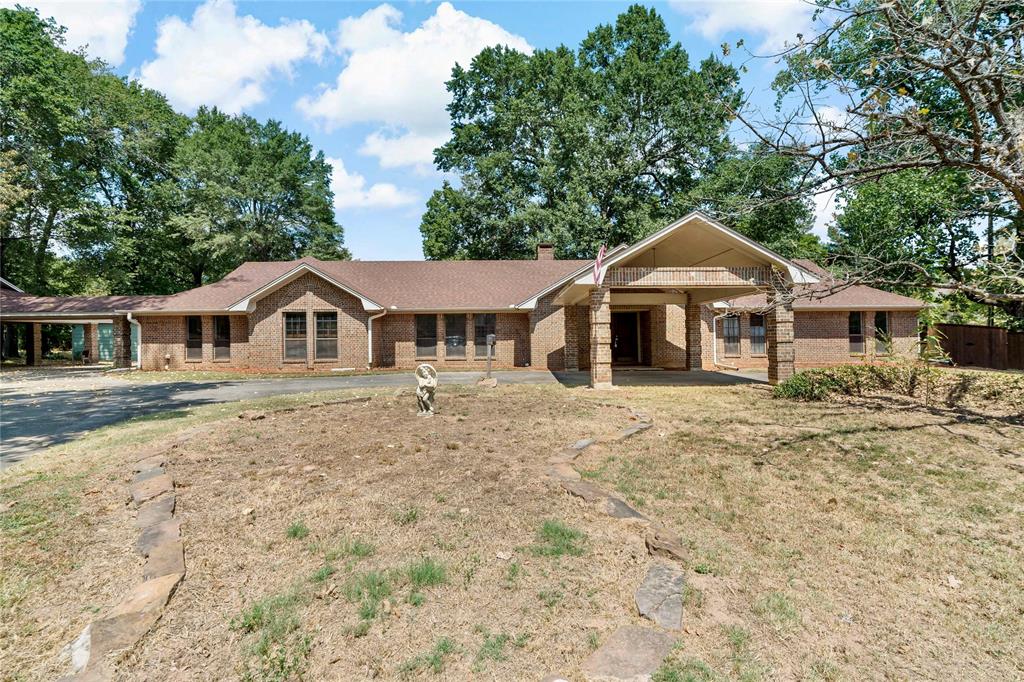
top-left (611, 312), bottom-right (639, 364)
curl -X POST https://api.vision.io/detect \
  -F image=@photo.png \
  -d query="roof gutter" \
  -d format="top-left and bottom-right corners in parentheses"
top-left (127, 312), bottom-right (142, 370)
top-left (366, 310), bottom-right (386, 368)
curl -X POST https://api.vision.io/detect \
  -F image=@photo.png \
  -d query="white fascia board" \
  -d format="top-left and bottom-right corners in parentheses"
top-left (228, 263), bottom-right (383, 313)
top-left (0, 276), bottom-right (24, 292)
top-left (597, 211), bottom-right (820, 285)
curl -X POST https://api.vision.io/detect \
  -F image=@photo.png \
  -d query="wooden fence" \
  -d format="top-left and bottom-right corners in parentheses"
top-left (934, 323), bottom-right (1024, 371)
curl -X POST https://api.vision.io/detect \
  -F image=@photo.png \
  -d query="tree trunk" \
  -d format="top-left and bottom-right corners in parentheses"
top-left (34, 205), bottom-right (57, 292)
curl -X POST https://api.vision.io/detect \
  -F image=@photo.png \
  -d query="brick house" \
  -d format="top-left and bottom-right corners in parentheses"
top-left (0, 212), bottom-right (924, 386)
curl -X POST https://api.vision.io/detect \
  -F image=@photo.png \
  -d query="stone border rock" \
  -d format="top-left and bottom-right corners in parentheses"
top-left (547, 406), bottom-right (690, 681)
top-left (60, 396), bottom-right (372, 679)
top-left (61, 448), bottom-right (184, 680)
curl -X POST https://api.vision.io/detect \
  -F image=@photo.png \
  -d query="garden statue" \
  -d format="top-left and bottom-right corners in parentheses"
top-left (415, 363), bottom-right (437, 416)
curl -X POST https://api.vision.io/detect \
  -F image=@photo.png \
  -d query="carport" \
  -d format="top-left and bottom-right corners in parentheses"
top-left (0, 289), bottom-right (153, 367)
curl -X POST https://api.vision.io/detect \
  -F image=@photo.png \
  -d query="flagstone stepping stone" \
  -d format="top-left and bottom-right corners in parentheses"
top-left (135, 495), bottom-right (175, 529)
top-left (572, 438), bottom-right (595, 450)
top-left (561, 478), bottom-right (608, 504)
top-left (604, 496), bottom-right (647, 521)
top-left (132, 467), bottom-right (165, 484)
top-left (130, 473), bottom-right (173, 506)
top-left (143, 539), bottom-right (185, 580)
top-left (613, 422), bottom-right (652, 441)
top-left (581, 625), bottom-right (675, 681)
top-left (136, 519), bottom-right (181, 556)
top-left (635, 562), bottom-right (685, 630)
top-left (86, 573), bottom-right (182, 664)
top-left (548, 463), bottom-right (581, 482)
top-left (132, 453), bottom-right (167, 472)
top-left (644, 525), bottom-right (687, 562)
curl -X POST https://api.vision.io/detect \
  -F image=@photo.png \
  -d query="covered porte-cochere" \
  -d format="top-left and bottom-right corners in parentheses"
top-left (553, 213), bottom-right (819, 388)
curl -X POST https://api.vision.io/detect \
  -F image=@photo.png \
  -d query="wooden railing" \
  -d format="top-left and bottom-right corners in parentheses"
top-left (604, 266), bottom-right (770, 287)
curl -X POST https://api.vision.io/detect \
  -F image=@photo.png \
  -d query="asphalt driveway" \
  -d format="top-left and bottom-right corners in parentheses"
top-left (0, 367), bottom-right (765, 468)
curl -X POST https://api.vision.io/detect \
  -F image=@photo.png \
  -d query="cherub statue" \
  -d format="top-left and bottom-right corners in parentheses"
top-left (415, 363), bottom-right (438, 417)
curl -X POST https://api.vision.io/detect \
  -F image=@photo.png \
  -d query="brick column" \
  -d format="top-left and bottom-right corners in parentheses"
top-left (767, 295), bottom-right (795, 385)
top-left (685, 302), bottom-right (703, 370)
top-left (589, 286), bottom-right (612, 388)
top-left (564, 306), bottom-right (579, 371)
top-left (112, 315), bottom-right (132, 368)
top-left (83, 323), bottom-right (100, 364)
top-left (26, 323), bottom-right (42, 366)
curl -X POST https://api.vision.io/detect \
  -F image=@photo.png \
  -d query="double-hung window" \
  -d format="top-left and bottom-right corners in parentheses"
top-left (874, 311), bottom-right (889, 354)
top-left (474, 314), bottom-right (496, 358)
top-left (445, 314), bottom-right (466, 358)
top-left (213, 316), bottom-right (230, 361)
top-left (284, 312), bottom-right (306, 361)
top-left (316, 312), bottom-right (338, 360)
top-left (186, 316), bottom-right (202, 361)
top-left (723, 316), bottom-right (740, 356)
top-left (749, 314), bottom-right (766, 355)
top-left (415, 315), bottom-right (437, 358)
top-left (849, 312), bottom-right (864, 354)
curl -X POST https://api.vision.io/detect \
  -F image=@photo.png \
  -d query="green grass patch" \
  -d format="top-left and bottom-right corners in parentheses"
top-left (398, 637), bottom-right (458, 676)
top-left (472, 629), bottom-right (530, 671)
top-left (231, 588), bottom-right (311, 682)
top-left (309, 564), bottom-right (335, 584)
top-left (753, 591), bottom-right (799, 629)
top-left (653, 658), bottom-right (720, 682)
top-left (344, 570), bottom-right (391, 630)
top-left (286, 520), bottom-right (310, 540)
top-left (324, 537), bottom-right (375, 561)
top-left (530, 519), bottom-right (586, 557)
top-left (407, 557), bottom-right (448, 590)
top-left (392, 506), bottom-right (420, 526)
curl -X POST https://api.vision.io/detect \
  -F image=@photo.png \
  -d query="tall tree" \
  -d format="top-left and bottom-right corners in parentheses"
top-left (422, 5), bottom-right (761, 260)
top-left (164, 108), bottom-right (348, 287)
top-left (735, 0), bottom-right (1023, 320)
top-left (0, 9), bottom-right (99, 292)
top-left (1, 7), bottom-right (349, 294)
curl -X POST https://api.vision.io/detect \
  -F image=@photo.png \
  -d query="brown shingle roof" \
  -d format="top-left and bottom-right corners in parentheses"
top-left (0, 291), bottom-right (166, 315)
top-left (720, 259), bottom-right (925, 311)
top-left (137, 257), bottom-right (592, 312)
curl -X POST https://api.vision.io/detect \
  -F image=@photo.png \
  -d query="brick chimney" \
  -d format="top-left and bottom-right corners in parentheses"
top-left (536, 243), bottom-right (555, 260)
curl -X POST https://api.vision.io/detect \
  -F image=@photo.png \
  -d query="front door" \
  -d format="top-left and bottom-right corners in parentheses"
top-left (611, 312), bottom-right (639, 365)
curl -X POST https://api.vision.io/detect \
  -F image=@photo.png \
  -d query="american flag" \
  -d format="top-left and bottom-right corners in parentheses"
top-left (593, 244), bottom-right (607, 286)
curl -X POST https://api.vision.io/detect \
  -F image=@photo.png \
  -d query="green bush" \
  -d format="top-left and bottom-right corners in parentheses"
top-left (772, 360), bottom-right (1022, 410)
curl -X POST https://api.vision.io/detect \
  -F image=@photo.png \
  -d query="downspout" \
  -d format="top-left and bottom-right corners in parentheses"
top-left (711, 312), bottom-right (739, 371)
top-left (126, 312), bottom-right (142, 370)
top-left (366, 310), bottom-right (386, 368)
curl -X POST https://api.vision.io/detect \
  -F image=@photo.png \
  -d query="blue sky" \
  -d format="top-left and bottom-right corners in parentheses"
top-left (11, 0), bottom-right (827, 259)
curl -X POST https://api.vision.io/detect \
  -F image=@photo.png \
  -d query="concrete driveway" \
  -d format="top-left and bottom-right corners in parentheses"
top-left (0, 367), bottom-right (765, 468)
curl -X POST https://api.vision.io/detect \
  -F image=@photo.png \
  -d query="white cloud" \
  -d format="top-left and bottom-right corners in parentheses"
top-left (359, 129), bottom-right (449, 171)
top-left (812, 188), bottom-right (840, 240)
top-left (4, 0), bottom-right (141, 65)
top-left (669, 0), bottom-right (814, 51)
top-left (297, 2), bottom-right (531, 170)
top-left (139, 0), bottom-right (328, 113)
top-left (328, 157), bottom-right (416, 210)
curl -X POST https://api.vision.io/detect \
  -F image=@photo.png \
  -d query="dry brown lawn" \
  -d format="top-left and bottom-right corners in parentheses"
top-left (1, 375), bottom-right (1022, 681)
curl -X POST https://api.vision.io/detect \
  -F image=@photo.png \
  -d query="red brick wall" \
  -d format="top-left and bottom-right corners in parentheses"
top-left (375, 312), bottom-right (529, 369)
top-left (651, 304), bottom-right (687, 368)
top-left (703, 309), bottom-right (921, 368)
top-left (530, 292), bottom-right (567, 370)
top-left (138, 314), bottom-right (249, 370)
top-left (247, 273), bottom-right (369, 370)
